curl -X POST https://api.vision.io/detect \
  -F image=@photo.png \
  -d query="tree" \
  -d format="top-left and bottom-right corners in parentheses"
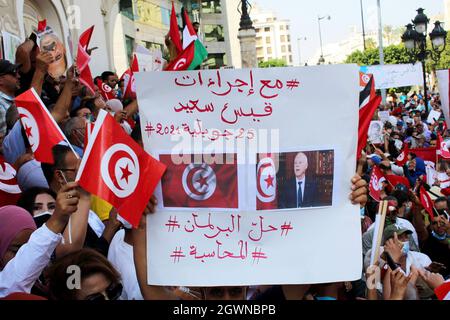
top-left (258, 59), bottom-right (287, 68)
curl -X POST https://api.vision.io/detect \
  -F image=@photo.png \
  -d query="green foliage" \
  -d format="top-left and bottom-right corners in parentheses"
top-left (258, 59), bottom-right (287, 68)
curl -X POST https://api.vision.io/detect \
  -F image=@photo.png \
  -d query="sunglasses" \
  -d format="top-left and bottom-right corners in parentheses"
top-left (84, 282), bottom-right (123, 301)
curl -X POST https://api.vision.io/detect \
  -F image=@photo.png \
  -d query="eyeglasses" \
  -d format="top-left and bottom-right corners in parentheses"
top-left (84, 283), bottom-right (123, 301)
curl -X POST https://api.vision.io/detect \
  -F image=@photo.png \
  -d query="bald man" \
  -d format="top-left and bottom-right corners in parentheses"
top-left (279, 152), bottom-right (323, 209)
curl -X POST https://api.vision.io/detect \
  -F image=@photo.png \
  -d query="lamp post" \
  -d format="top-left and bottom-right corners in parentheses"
top-left (317, 15), bottom-right (330, 65)
top-left (401, 8), bottom-right (447, 108)
top-left (297, 37), bottom-right (307, 66)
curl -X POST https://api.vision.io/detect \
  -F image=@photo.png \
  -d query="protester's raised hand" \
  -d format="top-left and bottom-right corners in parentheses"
top-left (418, 269), bottom-right (445, 290)
top-left (46, 182), bottom-right (80, 234)
top-left (114, 110), bottom-right (127, 124)
top-left (383, 232), bottom-right (403, 263)
top-left (349, 174), bottom-right (367, 206)
top-left (144, 195), bottom-right (158, 214)
top-left (388, 268), bottom-right (410, 300)
top-left (35, 51), bottom-right (54, 73)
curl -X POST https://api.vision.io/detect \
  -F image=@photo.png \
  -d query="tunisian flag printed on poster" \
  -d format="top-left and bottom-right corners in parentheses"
top-left (159, 154), bottom-right (238, 209)
top-left (0, 156), bottom-right (21, 206)
top-left (15, 88), bottom-right (70, 164)
top-left (369, 165), bottom-right (386, 202)
top-left (76, 110), bottom-right (167, 228)
top-left (256, 154), bottom-right (278, 210)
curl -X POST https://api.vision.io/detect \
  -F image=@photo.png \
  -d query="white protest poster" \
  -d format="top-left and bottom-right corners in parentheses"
top-left (360, 63), bottom-right (423, 89)
top-left (135, 65), bottom-right (361, 286)
top-left (378, 111), bottom-right (390, 123)
top-left (427, 110), bottom-right (442, 124)
top-left (437, 70), bottom-right (450, 128)
top-left (1, 31), bottom-right (22, 62)
top-left (135, 45), bottom-right (154, 72)
top-left (368, 121), bottom-right (383, 144)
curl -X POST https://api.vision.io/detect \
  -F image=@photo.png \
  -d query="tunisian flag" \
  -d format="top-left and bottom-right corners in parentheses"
top-left (256, 154), bottom-right (278, 210)
top-left (76, 110), bottom-right (166, 227)
top-left (437, 134), bottom-right (450, 159)
top-left (396, 143), bottom-right (409, 167)
top-left (96, 79), bottom-right (116, 101)
top-left (0, 156), bottom-right (21, 206)
top-left (169, 1), bottom-right (182, 54)
top-left (15, 88), bottom-right (71, 164)
top-left (77, 26), bottom-right (95, 94)
top-left (159, 154), bottom-right (238, 209)
top-left (420, 186), bottom-right (435, 220)
top-left (369, 166), bottom-right (386, 201)
top-left (121, 54), bottom-right (139, 99)
top-left (358, 95), bottom-right (382, 158)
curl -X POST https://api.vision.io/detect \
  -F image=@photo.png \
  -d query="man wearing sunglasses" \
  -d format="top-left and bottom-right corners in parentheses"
top-left (0, 60), bottom-right (21, 136)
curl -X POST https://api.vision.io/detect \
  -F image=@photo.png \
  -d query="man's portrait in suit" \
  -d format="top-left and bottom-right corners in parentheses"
top-left (278, 151), bottom-right (333, 209)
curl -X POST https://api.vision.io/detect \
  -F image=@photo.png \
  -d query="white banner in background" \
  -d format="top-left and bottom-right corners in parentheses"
top-left (361, 63), bottom-right (423, 89)
top-left (135, 65), bottom-right (362, 286)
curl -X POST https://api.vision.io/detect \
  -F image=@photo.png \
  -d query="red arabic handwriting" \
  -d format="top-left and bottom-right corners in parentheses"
top-left (248, 216), bottom-right (278, 242)
top-left (184, 213), bottom-right (241, 239)
top-left (170, 240), bottom-right (250, 263)
top-left (173, 70), bottom-right (300, 99)
top-left (144, 120), bottom-right (256, 141)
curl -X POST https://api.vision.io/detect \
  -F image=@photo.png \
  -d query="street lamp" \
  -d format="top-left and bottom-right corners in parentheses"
top-left (238, 0), bottom-right (254, 30)
top-left (297, 37), bottom-right (307, 66)
top-left (401, 8), bottom-right (447, 108)
top-left (318, 15), bottom-right (331, 65)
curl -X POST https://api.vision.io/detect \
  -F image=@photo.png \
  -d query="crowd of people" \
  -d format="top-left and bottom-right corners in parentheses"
top-left (0, 30), bottom-right (449, 301)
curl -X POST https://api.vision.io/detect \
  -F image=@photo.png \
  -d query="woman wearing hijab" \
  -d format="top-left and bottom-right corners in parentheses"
top-left (0, 182), bottom-right (80, 298)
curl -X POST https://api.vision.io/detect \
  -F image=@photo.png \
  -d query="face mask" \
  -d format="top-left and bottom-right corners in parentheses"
top-left (404, 203), bottom-right (412, 215)
top-left (394, 139), bottom-right (403, 151)
top-left (34, 211), bottom-right (52, 218)
top-left (109, 111), bottom-right (115, 116)
top-left (401, 241), bottom-right (410, 255)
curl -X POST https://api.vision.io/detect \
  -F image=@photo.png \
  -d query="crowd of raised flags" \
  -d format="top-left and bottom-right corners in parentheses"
top-left (0, 1), bottom-right (448, 301)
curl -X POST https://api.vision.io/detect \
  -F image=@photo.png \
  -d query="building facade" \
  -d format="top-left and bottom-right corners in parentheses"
top-left (252, 3), bottom-right (293, 66)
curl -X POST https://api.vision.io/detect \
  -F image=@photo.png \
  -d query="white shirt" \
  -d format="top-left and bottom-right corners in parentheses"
top-left (364, 247), bottom-right (432, 276)
top-left (88, 210), bottom-right (105, 238)
top-left (108, 229), bottom-right (143, 300)
top-left (295, 177), bottom-right (305, 206)
top-left (0, 224), bottom-right (63, 298)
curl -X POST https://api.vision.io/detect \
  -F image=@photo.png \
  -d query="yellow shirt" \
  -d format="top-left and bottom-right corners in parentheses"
top-left (91, 195), bottom-right (113, 221)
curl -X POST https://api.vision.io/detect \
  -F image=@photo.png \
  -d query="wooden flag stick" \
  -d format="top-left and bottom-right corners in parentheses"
top-left (371, 200), bottom-right (388, 266)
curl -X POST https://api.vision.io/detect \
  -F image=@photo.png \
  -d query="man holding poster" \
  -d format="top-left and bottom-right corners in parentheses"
top-left (135, 65), bottom-right (364, 287)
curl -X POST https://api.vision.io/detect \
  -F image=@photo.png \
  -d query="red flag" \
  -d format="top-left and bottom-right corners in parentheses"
top-left (385, 174), bottom-right (411, 189)
top-left (169, 1), bottom-right (182, 54)
top-left (256, 154), bottom-right (278, 210)
top-left (77, 26), bottom-right (95, 95)
top-left (0, 156), bottom-right (21, 206)
top-left (359, 72), bottom-right (376, 108)
top-left (164, 40), bottom-right (195, 71)
top-left (121, 54), bottom-right (139, 99)
top-left (158, 154), bottom-right (238, 209)
top-left (76, 110), bottom-right (166, 228)
top-left (395, 143), bottom-right (409, 167)
top-left (96, 79), bottom-right (116, 101)
top-left (358, 95), bottom-right (382, 158)
top-left (435, 281), bottom-right (450, 300)
top-left (15, 88), bottom-right (71, 164)
top-left (37, 20), bottom-right (47, 32)
top-left (369, 166), bottom-right (386, 202)
top-left (437, 134), bottom-right (450, 159)
top-left (84, 122), bottom-right (95, 151)
top-left (419, 186), bottom-right (435, 220)
top-left (413, 147), bottom-right (437, 163)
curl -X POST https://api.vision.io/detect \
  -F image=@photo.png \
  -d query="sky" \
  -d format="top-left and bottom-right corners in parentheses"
top-left (254, 0), bottom-right (445, 64)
